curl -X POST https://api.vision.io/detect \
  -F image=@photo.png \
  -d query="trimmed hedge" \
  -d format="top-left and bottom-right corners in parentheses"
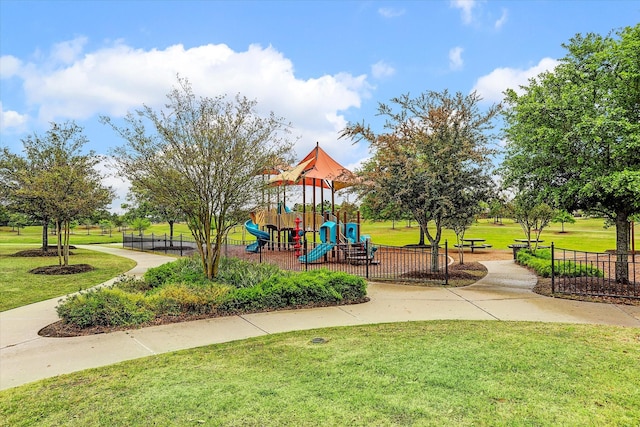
top-left (516, 249), bottom-right (604, 278)
top-left (57, 257), bottom-right (368, 328)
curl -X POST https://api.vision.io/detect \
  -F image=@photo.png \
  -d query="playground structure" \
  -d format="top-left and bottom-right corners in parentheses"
top-left (245, 206), bottom-right (377, 264)
top-left (244, 143), bottom-right (377, 265)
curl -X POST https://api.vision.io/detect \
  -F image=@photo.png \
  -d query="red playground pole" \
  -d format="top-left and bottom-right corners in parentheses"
top-left (294, 217), bottom-right (302, 257)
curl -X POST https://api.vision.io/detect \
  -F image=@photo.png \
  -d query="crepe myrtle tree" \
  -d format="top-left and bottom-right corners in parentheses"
top-left (501, 24), bottom-right (640, 282)
top-left (342, 89), bottom-right (500, 272)
top-left (0, 121), bottom-right (113, 264)
top-left (104, 77), bottom-right (295, 279)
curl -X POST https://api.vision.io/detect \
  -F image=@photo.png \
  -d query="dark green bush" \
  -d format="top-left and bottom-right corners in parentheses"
top-left (216, 257), bottom-right (288, 288)
top-left (57, 288), bottom-right (154, 328)
top-left (517, 250), bottom-right (603, 278)
top-left (218, 269), bottom-right (367, 313)
top-left (144, 256), bottom-right (209, 287)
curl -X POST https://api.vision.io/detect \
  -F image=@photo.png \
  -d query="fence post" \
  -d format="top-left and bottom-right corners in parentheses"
top-left (444, 240), bottom-right (449, 286)
top-left (164, 233), bottom-right (167, 254)
top-left (180, 234), bottom-right (183, 257)
top-left (365, 239), bottom-right (369, 279)
top-left (551, 242), bottom-right (555, 293)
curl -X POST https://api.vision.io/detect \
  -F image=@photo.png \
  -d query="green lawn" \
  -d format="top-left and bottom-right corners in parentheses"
top-left (359, 217), bottom-right (619, 253)
top-left (1, 216), bottom-right (622, 253)
top-left (1, 321), bottom-right (638, 426)
top-left (0, 245), bottom-right (137, 311)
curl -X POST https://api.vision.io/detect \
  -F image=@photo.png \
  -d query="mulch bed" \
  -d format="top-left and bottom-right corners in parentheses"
top-left (534, 276), bottom-right (640, 306)
top-left (11, 246), bottom-right (77, 257)
top-left (29, 264), bottom-right (94, 275)
top-left (38, 297), bottom-right (371, 338)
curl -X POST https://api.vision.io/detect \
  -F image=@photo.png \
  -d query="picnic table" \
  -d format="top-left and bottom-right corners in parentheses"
top-left (509, 239), bottom-right (548, 259)
top-left (454, 238), bottom-right (492, 253)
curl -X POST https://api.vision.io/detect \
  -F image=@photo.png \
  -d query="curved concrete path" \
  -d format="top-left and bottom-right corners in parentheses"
top-left (2, 246), bottom-right (639, 391)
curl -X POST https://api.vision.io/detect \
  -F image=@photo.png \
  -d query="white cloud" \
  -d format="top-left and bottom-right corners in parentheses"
top-left (50, 37), bottom-right (88, 64)
top-left (378, 7), bottom-right (405, 18)
top-left (6, 38), bottom-right (371, 161)
top-left (472, 57), bottom-right (559, 103)
top-left (0, 102), bottom-right (29, 132)
top-left (494, 8), bottom-right (508, 29)
top-left (371, 60), bottom-right (395, 79)
top-left (0, 55), bottom-right (22, 78)
top-left (97, 158), bottom-right (130, 214)
top-left (448, 47), bottom-right (464, 71)
top-left (450, 0), bottom-right (477, 25)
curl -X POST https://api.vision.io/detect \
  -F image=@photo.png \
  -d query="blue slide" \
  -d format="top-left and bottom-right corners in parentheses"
top-left (245, 220), bottom-right (270, 253)
top-left (298, 242), bottom-right (335, 263)
top-left (298, 221), bottom-right (337, 263)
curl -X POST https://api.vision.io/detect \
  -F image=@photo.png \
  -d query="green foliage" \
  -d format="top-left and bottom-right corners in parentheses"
top-left (58, 258), bottom-right (367, 328)
top-left (219, 269), bottom-right (366, 313)
top-left (144, 256), bottom-right (208, 287)
top-left (516, 249), bottom-right (604, 278)
top-left (216, 257), bottom-right (287, 288)
top-left (57, 287), bottom-right (154, 327)
top-left (105, 77), bottom-right (295, 279)
top-left (147, 283), bottom-right (231, 315)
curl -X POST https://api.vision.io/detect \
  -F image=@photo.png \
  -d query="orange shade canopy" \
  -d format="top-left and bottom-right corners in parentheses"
top-left (269, 143), bottom-right (358, 190)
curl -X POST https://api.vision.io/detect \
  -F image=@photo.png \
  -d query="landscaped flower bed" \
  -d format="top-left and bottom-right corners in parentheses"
top-left (52, 256), bottom-right (367, 333)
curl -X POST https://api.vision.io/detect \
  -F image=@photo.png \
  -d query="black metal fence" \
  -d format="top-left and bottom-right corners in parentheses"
top-left (123, 233), bottom-right (199, 257)
top-left (551, 244), bottom-right (639, 299)
top-left (124, 233), bottom-right (449, 284)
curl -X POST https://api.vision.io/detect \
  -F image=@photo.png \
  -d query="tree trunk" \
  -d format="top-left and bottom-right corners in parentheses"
top-left (615, 213), bottom-right (630, 284)
top-left (63, 220), bottom-right (70, 266)
top-left (56, 220), bottom-right (63, 267)
top-left (418, 226), bottom-right (425, 246)
top-left (41, 219), bottom-right (49, 252)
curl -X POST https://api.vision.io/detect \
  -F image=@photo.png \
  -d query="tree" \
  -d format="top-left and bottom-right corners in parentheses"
top-left (8, 213), bottom-right (29, 235)
top-left (105, 78), bottom-right (295, 279)
top-left (342, 90), bottom-right (500, 271)
top-left (130, 217), bottom-right (151, 235)
top-left (444, 194), bottom-right (486, 265)
top-left (99, 219), bottom-right (114, 236)
top-left (0, 122), bottom-right (113, 263)
top-left (126, 183), bottom-right (183, 245)
top-left (552, 209), bottom-right (576, 233)
top-left (501, 25), bottom-right (640, 282)
top-left (508, 194), bottom-right (554, 251)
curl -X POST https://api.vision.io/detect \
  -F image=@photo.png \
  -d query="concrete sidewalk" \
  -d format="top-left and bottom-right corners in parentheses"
top-left (2, 246), bottom-right (639, 391)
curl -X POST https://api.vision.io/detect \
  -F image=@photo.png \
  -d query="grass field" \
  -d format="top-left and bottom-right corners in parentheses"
top-left (1, 217), bottom-right (623, 253)
top-left (1, 321), bottom-right (638, 426)
top-left (0, 245), bottom-right (137, 311)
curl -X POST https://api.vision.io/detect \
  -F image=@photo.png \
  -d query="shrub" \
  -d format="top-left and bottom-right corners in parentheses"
top-left (216, 257), bottom-right (287, 288)
top-left (517, 250), bottom-right (603, 278)
top-left (57, 260), bottom-right (367, 329)
top-left (114, 275), bottom-right (153, 293)
top-left (144, 256), bottom-right (208, 287)
top-left (57, 288), bottom-right (154, 328)
top-left (218, 269), bottom-right (367, 313)
top-left (148, 283), bottom-right (231, 315)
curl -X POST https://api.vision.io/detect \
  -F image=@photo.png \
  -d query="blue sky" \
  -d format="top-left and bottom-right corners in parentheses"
top-left (1, 1), bottom-right (638, 210)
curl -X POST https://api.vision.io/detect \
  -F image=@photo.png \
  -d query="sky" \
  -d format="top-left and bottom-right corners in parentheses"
top-left (1, 0), bottom-right (638, 212)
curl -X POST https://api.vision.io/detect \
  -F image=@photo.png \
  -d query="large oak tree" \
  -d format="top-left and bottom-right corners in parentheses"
top-left (501, 25), bottom-right (640, 282)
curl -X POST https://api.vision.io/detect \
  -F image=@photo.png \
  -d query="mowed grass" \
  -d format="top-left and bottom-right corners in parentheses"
top-left (1, 321), bottom-right (639, 426)
top-left (0, 245), bottom-right (137, 311)
top-left (2, 216), bottom-right (621, 253)
top-left (358, 217), bottom-right (619, 253)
